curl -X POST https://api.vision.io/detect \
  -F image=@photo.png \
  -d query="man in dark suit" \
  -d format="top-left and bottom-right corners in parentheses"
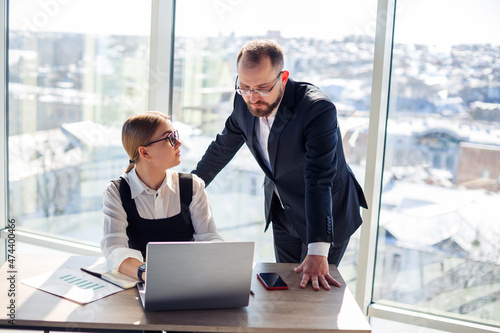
top-left (193, 39), bottom-right (367, 290)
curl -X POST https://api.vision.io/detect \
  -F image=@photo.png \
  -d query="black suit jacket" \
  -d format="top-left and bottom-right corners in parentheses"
top-left (193, 78), bottom-right (367, 245)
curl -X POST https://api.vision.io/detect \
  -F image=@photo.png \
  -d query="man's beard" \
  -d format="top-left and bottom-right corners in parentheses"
top-left (246, 86), bottom-right (284, 118)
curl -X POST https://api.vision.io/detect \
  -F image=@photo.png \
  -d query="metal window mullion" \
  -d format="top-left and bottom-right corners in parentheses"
top-left (148, 0), bottom-right (176, 116)
top-left (355, 0), bottom-right (395, 314)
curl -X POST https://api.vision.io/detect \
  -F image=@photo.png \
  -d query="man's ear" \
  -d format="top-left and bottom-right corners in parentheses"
top-left (281, 70), bottom-right (290, 86)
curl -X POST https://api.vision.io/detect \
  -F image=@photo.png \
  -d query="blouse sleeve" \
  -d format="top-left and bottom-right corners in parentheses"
top-left (100, 181), bottom-right (143, 272)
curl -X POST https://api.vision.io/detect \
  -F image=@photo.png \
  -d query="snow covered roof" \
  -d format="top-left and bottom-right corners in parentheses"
top-left (380, 180), bottom-right (500, 264)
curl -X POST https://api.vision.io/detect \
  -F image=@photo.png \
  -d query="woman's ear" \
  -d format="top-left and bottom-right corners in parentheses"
top-left (138, 146), bottom-right (149, 160)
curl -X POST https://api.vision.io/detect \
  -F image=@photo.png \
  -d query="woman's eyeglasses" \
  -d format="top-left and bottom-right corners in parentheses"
top-left (143, 130), bottom-right (179, 147)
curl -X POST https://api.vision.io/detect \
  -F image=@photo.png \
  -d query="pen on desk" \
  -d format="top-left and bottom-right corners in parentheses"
top-left (81, 267), bottom-right (102, 279)
top-left (250, 289), bottom-right (255, 296)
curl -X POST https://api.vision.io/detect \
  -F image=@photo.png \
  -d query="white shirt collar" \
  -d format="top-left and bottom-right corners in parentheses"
top-left (127, 167), bottom-right (176, 199)
top-left (263, 107), bottom-right (278, 125)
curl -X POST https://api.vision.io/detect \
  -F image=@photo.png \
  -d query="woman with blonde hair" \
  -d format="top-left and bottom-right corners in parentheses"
top-left (101, 111), bottom-right (223, 282)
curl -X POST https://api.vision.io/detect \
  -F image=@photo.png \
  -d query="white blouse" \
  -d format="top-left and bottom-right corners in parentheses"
top-left (101, 168), bottom-right (223, 272)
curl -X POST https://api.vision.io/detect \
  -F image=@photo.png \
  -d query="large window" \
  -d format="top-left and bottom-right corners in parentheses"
top-left (373, 0), bottom-right (500, 327)
top-left (172, 0), bottom-right (376, 276)
top-left (2, 1), bottom-right (500, 332)
top-left (8, 0), bottom-right (151, 246)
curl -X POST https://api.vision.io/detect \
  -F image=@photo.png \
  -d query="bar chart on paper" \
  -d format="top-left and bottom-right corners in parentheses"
top-left (59, 273), bottom-right (107, 290)
top-left (22, 267), bottom-right (124, 304)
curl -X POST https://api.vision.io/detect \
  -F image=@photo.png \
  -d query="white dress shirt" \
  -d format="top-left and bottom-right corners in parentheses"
top-left (255, 109), bottom-right (330, 257)
top-left (101, 168), bottom-right (223, 272)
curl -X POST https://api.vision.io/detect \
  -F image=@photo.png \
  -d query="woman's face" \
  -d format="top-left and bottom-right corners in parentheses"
top-left (143, 119), bottom-right (182, 170)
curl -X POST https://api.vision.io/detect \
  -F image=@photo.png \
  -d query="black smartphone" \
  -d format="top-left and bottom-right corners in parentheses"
top-left (257, 272), bottom-right (289, 290)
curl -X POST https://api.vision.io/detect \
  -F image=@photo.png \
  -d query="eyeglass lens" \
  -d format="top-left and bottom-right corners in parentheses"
top-left (168, 130), bottom-right (179, 146)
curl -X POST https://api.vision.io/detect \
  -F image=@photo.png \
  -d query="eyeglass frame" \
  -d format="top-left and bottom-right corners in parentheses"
top-left (143, 130), bottom-right (179, 147)
top-left (235, 71), bottom-right (283, 97)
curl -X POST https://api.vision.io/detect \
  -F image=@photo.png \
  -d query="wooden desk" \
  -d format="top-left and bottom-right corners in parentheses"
top-left (1, 254), bottom-right (371, 332)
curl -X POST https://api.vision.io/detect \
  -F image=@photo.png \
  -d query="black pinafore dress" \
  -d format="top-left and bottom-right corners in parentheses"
top-left (112, 173), bottom-right (195, 258)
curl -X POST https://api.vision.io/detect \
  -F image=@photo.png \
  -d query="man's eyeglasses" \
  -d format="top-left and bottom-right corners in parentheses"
top-left (143, 130), bottom-right (179, 147)
top-left (235, 71), bottom-right (283, 97)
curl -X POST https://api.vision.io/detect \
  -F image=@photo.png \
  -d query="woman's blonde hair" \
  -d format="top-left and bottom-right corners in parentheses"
top-left (122, 111), bottom-right (170, 173)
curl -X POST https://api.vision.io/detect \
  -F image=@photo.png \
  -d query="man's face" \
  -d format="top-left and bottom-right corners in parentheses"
top-left (236, 56), bottom-right (288, 118)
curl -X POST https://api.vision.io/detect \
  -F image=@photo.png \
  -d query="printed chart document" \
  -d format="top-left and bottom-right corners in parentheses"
top-left (22, 266), bottom-right (124, 304)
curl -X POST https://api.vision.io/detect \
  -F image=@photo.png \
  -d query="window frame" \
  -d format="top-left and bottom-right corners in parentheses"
top-left (355, 0), bottom-right (395, 317)
top-left (0, 0), bottom-right (176, 256)
top-left (356, 0), bottom-right (500, 332)
top-left (148, 0), bottom-right (176, 115)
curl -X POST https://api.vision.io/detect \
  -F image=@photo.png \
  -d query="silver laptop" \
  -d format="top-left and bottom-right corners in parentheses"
top-left (137, 241), bottom-right (255, 311)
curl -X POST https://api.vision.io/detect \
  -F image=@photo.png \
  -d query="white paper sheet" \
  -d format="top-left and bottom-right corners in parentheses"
top-left (22, 266), bottom-right (124, 304)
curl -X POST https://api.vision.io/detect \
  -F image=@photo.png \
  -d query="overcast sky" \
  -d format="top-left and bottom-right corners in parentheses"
top-left (9, 0), bottom-right (500, 45)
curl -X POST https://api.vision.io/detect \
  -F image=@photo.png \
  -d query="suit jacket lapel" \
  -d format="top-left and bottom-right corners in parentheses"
top-left (268, 79), bottom-right (296, 173)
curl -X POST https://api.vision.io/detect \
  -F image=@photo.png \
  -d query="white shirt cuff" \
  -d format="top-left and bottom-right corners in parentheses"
top-left (107, 247), bottom-right (143, 272)
top-left (307, 242), bottom-right (331, 257)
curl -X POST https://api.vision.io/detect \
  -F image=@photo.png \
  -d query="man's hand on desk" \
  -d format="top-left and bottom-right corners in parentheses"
top-left (294, 255), bottom-right (341, 291)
